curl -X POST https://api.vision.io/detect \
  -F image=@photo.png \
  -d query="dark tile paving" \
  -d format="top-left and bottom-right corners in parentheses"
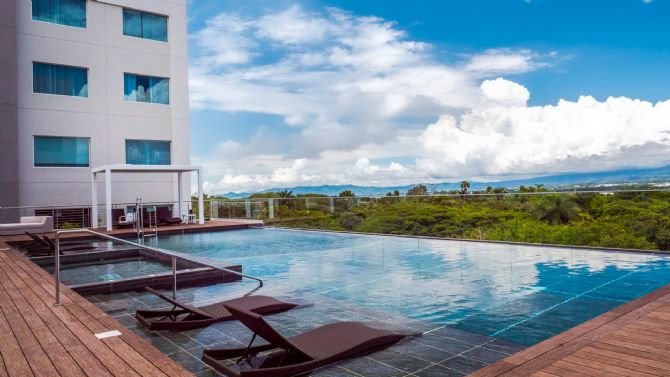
top-left (88, 286), bottom-right (527, 376)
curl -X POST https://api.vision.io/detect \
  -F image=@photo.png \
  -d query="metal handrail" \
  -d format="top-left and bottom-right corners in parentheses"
top-left (53, 229), bottom-right (263, 305)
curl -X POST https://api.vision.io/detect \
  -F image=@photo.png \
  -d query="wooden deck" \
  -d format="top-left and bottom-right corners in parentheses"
top-left (0, 240), bottom-right (194, 377)
top-left (470, 283), bottom-right (670, 377)
top-left (0, 218), bottom-right (263, 243)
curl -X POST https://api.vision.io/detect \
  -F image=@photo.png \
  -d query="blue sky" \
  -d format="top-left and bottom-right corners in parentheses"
top-left (186, 0), bottom-right (670, 193)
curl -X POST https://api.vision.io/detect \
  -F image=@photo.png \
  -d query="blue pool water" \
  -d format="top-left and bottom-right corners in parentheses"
top-left (153, 228), bottom-right (670, 346)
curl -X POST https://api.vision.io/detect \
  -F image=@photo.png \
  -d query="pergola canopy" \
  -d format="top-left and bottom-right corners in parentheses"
top-left (91, 164), bottom-right (204, 230)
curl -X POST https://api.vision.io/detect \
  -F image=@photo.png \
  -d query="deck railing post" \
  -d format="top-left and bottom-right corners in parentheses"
top-left (172, 256), bottom-right (177, 299)
top-left (54, 233), bottom-right (61, 306)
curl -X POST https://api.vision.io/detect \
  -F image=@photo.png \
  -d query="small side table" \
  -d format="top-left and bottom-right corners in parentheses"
top-left (182, 214), bottom-right (196, 224)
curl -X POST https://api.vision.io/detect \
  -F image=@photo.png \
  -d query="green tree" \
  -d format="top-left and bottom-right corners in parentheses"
top-left (386, 190), bottom-right (400, 196)
top-left (460, 180), bottom-right (471, 194)
top-left (532, 195), bottom-right (581, 225)
top-left (339, 190), bottom-right (356, 197)
top-left (407, 184), bottom-right (428, 196)
top-left (278, 189), bottom-right (294, 198)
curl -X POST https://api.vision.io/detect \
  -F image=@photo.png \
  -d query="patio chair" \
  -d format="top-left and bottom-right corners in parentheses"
top-left (117, 212), bottom-right (136, 228)
top-left (156, 206), bottom-right (183, 225)
top-left (202, 304), bottom-right (409, 377)
top-left (135, 287), bottom-right (299, 331)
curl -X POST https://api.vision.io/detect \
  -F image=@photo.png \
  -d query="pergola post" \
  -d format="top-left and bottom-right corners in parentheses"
top-left (197, 168), bottom-right (204, 224)
top-left (105, 168), bottom-right (112, 231)
top-left (91, 172), bottom-right (98, 228)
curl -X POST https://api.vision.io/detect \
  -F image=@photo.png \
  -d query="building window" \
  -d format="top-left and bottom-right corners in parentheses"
top-left (33, 62), bottom-right (88, 97)
top-left (34, 136), bottom-right (89, 167)
top-left (125, 140), bottom-right (171, 165)
top-left (32, 0), bottom-right (86, 28)
top-left (123, 9), bottom-right (168, 42)
top-left (123, 73), bottom-right (169, 104)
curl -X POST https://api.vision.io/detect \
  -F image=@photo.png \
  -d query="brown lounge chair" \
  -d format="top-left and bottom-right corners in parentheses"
top-left (23, 232), bottom-right (99, 255)
top-left (156, 206), bottom-right (183, 225)
top-left (135, 287), bottom-right (299, 331)
top-left (202, 304), bottom-right (408, 377)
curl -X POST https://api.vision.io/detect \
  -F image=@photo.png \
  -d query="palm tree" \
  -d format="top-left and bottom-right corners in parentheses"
top-left (460, 180), bottom-right (470, 194)
top-left (278, 189), bottom-right (294, 198)
top-left (532, 195), bottom-right (580, 225)
top-left (278, 189), bottom-right (294, 208)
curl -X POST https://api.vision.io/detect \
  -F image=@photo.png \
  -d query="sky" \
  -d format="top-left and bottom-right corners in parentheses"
top-left (186, 0), bottom-right (670, 193)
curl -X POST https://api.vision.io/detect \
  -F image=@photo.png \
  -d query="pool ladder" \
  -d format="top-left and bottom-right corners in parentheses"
top-left (134, 197), bottom-right (158, 243)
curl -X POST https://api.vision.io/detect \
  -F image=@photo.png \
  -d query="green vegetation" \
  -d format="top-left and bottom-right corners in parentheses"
top-left (264, 187), bottom-right (670, 251)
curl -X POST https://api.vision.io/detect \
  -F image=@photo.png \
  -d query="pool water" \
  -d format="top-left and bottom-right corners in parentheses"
top-left (51, 258), bottom-right (170, 285)
top-left (153, 228), bottom-right (670, 346)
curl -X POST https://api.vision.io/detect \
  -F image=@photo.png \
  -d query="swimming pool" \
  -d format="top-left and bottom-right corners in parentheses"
top-left (152, 227), bottom-right (670, 346)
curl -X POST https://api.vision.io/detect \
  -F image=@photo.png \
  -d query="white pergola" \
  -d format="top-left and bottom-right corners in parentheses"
top-left (91, 164), bottom-right (204, 230)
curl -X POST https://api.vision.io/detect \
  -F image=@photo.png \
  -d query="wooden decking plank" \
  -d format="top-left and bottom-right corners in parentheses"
top-left (543, 364), bottom-right (595, 377)
top-left (0, 251), bottom-right (143, 377)
top-left (0, 306), bottom-right (33, 376)
top-left (628, 320), bottom-right (670, 335)
top-left (6, 250), bottom-right (185, 377)
top-left (613, 327), bottom-right (670, 345)
top-left (0, 267), bottom-right (86, 377)
top-left (0, 275), bottom-right (59, 376)
top-left (608, 333), bottom-right (670, 351)
top-left (0, 252), bottom-right (117, 377)
top-left (593, 339), bottom-right (670, 361)
top-left (11, 250), bottom-right (191, 377)
top-left (552, 359), bottom-right (616, 377)
top-left (567, 353), bottom-right (659, 377)
top-left (0, 350), bottom-right (8, 377)
top-left (530, 372), bottom-right (559, 377)
top-left (577, 347), bottom-right (670, 376)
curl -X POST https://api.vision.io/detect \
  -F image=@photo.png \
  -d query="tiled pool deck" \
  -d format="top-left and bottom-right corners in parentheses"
top-left (90, 285), bottom-right (526, 376)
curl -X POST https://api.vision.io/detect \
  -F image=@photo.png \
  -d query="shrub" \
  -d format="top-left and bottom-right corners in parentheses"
top-left (340, 212), bottom-right (364, 230)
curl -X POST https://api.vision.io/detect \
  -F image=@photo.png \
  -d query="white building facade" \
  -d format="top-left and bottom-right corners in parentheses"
top-left (0, 0), bottom-right (190, 225)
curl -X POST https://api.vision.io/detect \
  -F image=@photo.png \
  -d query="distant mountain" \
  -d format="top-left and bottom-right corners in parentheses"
top-left (216, 165), bottom-right (670, 198)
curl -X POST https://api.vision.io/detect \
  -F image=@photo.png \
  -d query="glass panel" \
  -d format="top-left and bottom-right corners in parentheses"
top-left (123, 73), bottom-right (169, 104)
top-left (123, 8), bottom-right (167, 42)
top-left (32, 0), bottom-right (86, 28)
top-left (125, 140), bottom-right (171, 165)
top-left (33, 62), bottom-right (88, 97)
top-left (34, 136), bottom-right (89, 167)
top-left (141, 12), bottom-right (168, 42)
top-left (122, 9), bottom-right (142, 38)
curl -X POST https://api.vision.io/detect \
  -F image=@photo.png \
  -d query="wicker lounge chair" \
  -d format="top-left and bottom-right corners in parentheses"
top-left (135, 287), bottom-right (299, 331)
top-left (202, 304), bottom-right (409, 377)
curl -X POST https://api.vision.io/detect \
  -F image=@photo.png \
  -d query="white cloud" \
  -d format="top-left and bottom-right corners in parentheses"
top-left (418, 92), bottom-right (670, 178)
top-left (189, 5), bottom-right (670, 193)
top-left (480, 78), bottom-right (530, 107)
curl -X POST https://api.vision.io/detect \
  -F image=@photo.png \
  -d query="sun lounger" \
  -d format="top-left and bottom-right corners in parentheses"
top-left (22, 232), bottom-right (100, 255)
top-left (202, 304), bottom-right (409, 377)
top-left (135, 287), bottom-right (299, 331)
top-left (156, 206), bottom-right (183, 225)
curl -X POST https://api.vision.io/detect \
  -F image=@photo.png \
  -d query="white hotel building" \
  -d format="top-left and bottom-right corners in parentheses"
top-left (0, 0), bottom-right (192, 226)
